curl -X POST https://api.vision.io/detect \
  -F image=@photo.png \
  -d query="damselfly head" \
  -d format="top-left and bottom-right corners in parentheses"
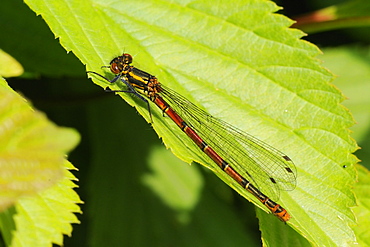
top-left (109, 53), bottom-right (133, 74)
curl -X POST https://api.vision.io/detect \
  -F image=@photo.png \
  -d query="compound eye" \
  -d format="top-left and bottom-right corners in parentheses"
top-left (123, 53), bottom-right (133, 64)
top-left (110, 63), bottom-right (121, 74)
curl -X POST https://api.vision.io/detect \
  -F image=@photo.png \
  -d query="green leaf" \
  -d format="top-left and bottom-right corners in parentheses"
top-left (320, 46), bottom-right (370, 143)
top-left (0, 50), bottom-right (24, 78)
top-left (258, 207), bottom-right (312, 246)
top-left (320, 46), bottom-right (370, 246)
top-left (8, 161), bottom-right (81, 247)
top-left (0, 78), bottom-right (79, 211)
top-left (0, 78), bottom-right (81, 246)
top-left (352, 164), bottom-right (370, 246)
top-left (23, 0), bottom-right (358, 245)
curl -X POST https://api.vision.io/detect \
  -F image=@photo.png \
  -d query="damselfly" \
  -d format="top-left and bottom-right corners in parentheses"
top-left (87, 53), bottom-right (296, 222)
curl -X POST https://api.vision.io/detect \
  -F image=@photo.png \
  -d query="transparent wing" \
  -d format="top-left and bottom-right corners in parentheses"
top-left (160, 85), bottom-right (296, 201)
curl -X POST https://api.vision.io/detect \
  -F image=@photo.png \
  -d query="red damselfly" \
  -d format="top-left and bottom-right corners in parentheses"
top-left (87, 53), bottom-right (296, 221)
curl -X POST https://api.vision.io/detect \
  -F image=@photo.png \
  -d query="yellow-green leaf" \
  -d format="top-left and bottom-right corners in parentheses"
top-left (0, 78), bottom-right (79, 212)
top-left (0, 78), bottom-right (81, 246)
top-left (0, 50), bottom-right (24, 78)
